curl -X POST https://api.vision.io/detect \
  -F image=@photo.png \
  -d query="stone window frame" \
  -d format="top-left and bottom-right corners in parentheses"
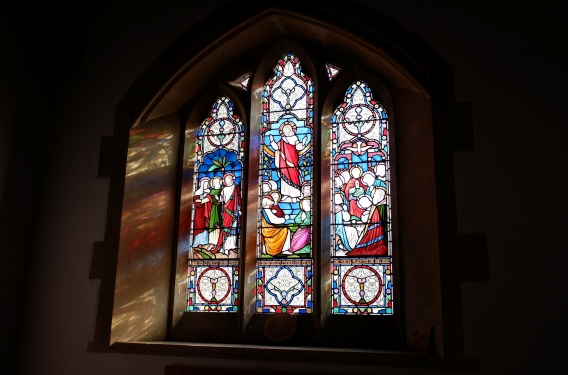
top-left (89, 2), bottom-right (487, 370)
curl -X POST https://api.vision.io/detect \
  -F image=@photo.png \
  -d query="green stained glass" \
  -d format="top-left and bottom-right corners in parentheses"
top-left (330, 82), bottom-right (393, 315)
top-left (257, 53), bottom-right (314, 314)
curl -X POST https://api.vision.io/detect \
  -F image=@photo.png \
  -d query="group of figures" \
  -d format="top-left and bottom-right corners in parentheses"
top-left (192, 173), bottom-right (241, 259)
top-left (258, 54), bottom-right (314, 261)
top-left (189, 97), bottom-right (244, 260)
top-left (259, 121), bottom-right (313, 258)
top-left (330, 81), bottom-right (393, 315)
top-left (186, 97), bottom-right (243, 311)
top-left (332, 162), bottom-right (388, 257)
top-left (256, 54), bottom-right (314, 313)
top-left (185, 56), bottom-right (393, 315)
top-left (331, 81), bottom-right (390, 258)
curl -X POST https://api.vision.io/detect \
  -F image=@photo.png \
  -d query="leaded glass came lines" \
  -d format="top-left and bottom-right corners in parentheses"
top-left (236, 73), bottom-right (251, 90)
top-left (257, 53), bottom-right (313, 314)
top-left (325, 63), bottom-right (341, 81)
top-left (330, 81), bottom-right (393, 315)
top-left (187, 97), bottom-right (244, 312)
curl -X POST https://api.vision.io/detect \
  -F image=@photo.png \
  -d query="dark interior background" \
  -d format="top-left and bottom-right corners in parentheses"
top-left (1, 0), bottom-right (566, 374)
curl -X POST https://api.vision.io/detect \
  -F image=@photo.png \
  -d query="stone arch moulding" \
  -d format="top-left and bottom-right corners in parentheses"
top-left (90, 0), bottom-right (488, 369)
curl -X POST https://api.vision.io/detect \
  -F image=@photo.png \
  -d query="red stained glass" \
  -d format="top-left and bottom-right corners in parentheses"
top-left (330, 81), bottom-right (393, 315)
top-left (325, 63), bottom-right (341, 81)
top-left (256, 54), bottom-right (314, 314)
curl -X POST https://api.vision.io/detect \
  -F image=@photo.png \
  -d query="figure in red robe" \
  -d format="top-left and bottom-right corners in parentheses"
top-left (342, 165), bottom-right (366, 219)
top-left (348, 204), bottom-right (388, 256)
top-left (269, 122), bottom-right (308, 201)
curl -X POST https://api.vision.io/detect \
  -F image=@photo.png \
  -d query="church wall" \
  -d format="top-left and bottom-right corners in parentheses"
top-left (3, 0), bottom-right (566, 374)
top-left (0, 4), bottom-right (48, 373)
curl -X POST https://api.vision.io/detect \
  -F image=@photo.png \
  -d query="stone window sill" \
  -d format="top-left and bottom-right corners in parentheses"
top-left (88, 341), bottom-right (480, 370)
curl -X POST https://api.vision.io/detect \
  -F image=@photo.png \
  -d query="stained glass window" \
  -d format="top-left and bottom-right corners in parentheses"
top-left (257, 53), bottom-right (314, 314)
top-left (330, 81), bottom-right (393, 315)
top-left (236, 73), bottom-right (251, 91)
top-left (186, 97), bottom-right (244, 312)
top-left (325, 63), bottom-right (341, 81)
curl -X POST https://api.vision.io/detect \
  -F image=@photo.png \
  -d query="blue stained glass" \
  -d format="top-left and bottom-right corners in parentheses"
top-left (257, 54), bottom-right (314, 314)
top-left (257, 263), bottom-right (313, 313)
top-left (265, 266), bottom-right (305, 307)
top-left (188, 265), bottom-right (238, 312)
top-left (186, 97), bottom-right (244, 313)
top-left (331, 81), bottom-right (393, 316)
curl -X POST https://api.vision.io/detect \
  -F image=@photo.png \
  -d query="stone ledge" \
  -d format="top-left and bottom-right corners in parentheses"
top-left (87, 341), bottom-right (480, 370)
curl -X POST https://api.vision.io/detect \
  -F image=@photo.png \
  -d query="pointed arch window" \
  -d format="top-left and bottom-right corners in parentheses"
top-left (182, 58), bottom-right (395, 318)
top-left (257, 53), bottom-right (314, 314)
top-left (330, 81), bottom-right (393, 315)
top-left (94, 5), bottom-right (475, 363)
top-left (186, 97), bottom-right (244, 312)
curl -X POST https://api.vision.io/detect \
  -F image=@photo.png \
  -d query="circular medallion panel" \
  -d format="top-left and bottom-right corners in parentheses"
top-left (197, 267), bottom-right (231, 304)
top-left (341, 265), bottom-right (382, 306)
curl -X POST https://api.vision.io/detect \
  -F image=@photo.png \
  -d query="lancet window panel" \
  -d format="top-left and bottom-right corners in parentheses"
top-left (257, 53), bottom-right (314, 314)
top-left (183, 97), bottom-right (244, 312)
top-left (330, 81), bottom-right (393, 315)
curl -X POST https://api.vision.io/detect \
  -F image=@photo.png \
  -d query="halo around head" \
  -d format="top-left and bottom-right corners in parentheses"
top-left (279, 121), bottom-right (297, 136)
top-left (350, 165), bottom-right (363, 178)
top-left (210, 176), bottom-right (222, 188)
